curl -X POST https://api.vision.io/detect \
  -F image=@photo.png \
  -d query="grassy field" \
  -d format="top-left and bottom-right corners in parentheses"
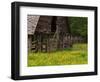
top-left (28, 43), bottom-right (88, 67)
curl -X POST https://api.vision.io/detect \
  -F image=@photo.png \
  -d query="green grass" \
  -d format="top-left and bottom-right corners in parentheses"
top-left (28, 43), bottom-right (88, 67)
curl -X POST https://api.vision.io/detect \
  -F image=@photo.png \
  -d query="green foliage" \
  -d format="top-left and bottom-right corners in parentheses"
top-left (68, 17), bottom-right (87, 39)
top-left (28, 43), bottom-right (88, 66)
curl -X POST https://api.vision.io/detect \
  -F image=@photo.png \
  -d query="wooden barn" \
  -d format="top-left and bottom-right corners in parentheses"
top-left (27, 15), bottom-right (72, 52)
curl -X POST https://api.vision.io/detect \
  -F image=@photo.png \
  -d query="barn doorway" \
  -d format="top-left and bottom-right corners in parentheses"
top-left (51, 16), bottom-right (57, 33)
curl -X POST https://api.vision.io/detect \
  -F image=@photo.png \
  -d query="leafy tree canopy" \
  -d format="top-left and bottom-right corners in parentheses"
top-left (68, 17), bottom-right (87, 39)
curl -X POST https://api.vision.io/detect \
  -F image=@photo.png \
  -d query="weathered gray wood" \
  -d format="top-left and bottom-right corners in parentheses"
top-left (27, 15), bottom-right (40, 35)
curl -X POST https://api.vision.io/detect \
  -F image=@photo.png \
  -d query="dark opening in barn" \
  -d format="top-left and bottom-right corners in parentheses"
top-left (51, 16), bottom-right (57, 33)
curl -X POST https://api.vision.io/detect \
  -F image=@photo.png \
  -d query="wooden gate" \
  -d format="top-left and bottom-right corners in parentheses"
top-left (31, 33), bottom-right (48, 52)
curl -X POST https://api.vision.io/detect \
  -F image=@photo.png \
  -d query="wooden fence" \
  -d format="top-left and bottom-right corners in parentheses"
top-left (29, 33), bottom-right (85, 52)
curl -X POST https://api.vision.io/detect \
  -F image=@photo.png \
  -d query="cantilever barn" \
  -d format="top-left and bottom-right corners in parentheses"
top-left (27, 15), bottom-right (72, 52)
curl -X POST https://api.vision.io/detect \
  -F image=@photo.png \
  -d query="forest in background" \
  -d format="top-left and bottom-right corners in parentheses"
top-left (69, 17), bottom-right (88, 42)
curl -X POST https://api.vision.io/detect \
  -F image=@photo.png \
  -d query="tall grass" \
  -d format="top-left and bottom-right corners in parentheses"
top-left (28, 43), bottom-right (88, 67)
